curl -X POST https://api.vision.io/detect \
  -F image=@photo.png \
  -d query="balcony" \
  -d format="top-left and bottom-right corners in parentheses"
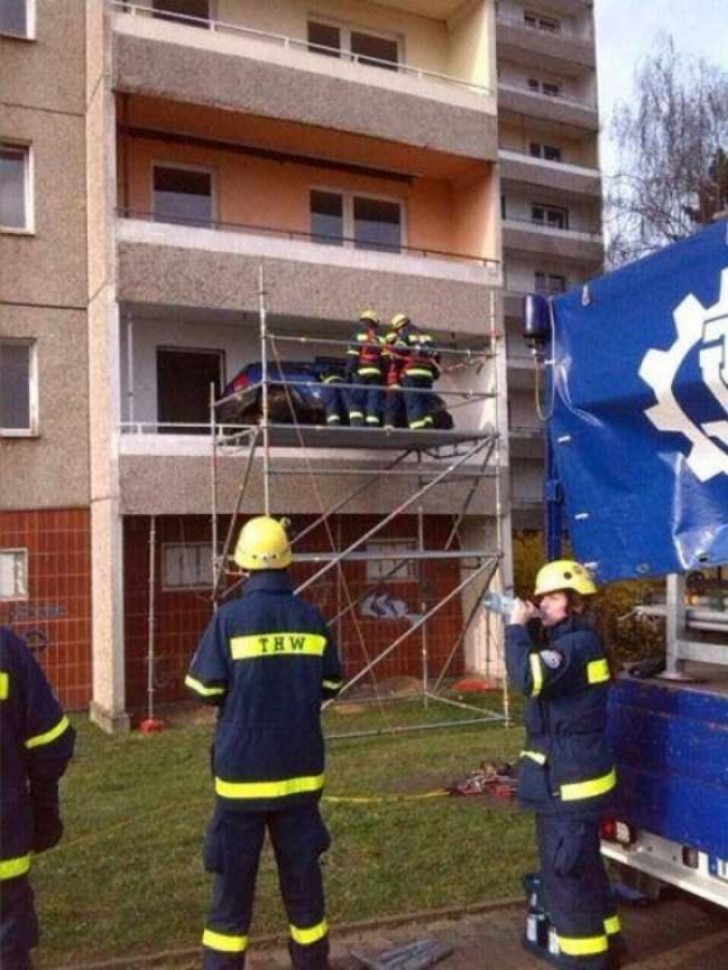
top-left (497, 81), bottom-right (599, 134)
top-left (499, 149), bottom-right (601, 198)
top-left (116, 215), bottom-right (499, 334)
top-left (502, 216), bottom-right (603, 264)
top-left (110, 2), bottom-right (497, 161)
top-left (496, 15), bottom-right (595, 75)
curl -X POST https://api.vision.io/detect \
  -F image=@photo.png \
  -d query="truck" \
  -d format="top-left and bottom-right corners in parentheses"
top-left (525, 217), bottom-right (728, 907)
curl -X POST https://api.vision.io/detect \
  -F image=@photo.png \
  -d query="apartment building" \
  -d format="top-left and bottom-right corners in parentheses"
top-left (0, 0), bottom-right (602, 730)
top-left (496, 0), bottom-right (604, 528)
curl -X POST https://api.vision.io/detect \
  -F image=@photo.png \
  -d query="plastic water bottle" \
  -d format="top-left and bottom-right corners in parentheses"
top-left (482, 591), bottom-right (516, 616)
top-left (548, 924), bottom-right (561, 956)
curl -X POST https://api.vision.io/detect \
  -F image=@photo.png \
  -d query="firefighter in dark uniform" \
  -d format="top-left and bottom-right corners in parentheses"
top-left (505, 561), bottom-right (624, 970)
top-left (345, 309), bottom-right (384, 427)
top-left (383, 313), bottom-right (440, 430)
top-left (0, 626), bottom-right (75, 970)
top-left (186, 517), bottom-right (343, 970)
top-left (318, 365), bottom-right (347, 427)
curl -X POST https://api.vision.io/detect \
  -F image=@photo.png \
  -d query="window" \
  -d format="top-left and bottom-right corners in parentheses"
top-left (151, 0), bottom-right (209, 27)
top-left (0, 143), bottom-right (31, 231)
top-left (529, 142), bottom-right (562, 163)
top-left (535, 272), bottom-right (567, 295)
top-left (0, 0), bottom-right (32, 37)
top-left (532, 203), bottom-right (568, 230)
top-left (153, 165), bottom-right (213, 227)
top-left (528, 77), bottom-right (561, 97)
top-left (0, 340), bottom-right (37, 434)
top-left (311, 190), bottom-right (344, 245)
top-left (162, 543), bottom-right (212, 590)
top-left (365, 541), bottom-right (418, 582)
top-left (157, 347), bottom-right (224, 434)
top-left (0, 549), bottom-right (28, 600)
top-left (310, 191), bottom-right (403, 252)
top-left (524, 10), bottom-right (561, 32)
top-left (307, 21), bottom-right (341, 56)
top-left (307, 19), bottom-right (399, 70)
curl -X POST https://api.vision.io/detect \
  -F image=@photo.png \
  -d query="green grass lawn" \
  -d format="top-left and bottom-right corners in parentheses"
top-left (33, 696), bottom-right (535, 967)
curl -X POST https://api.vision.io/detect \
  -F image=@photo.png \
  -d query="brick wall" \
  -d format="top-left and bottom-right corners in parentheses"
top-left (0, 508), bottom-right (92, 709)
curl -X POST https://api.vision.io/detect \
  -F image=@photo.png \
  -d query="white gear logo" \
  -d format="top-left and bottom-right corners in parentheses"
top-left (639, 268), bottom-right (728, 482)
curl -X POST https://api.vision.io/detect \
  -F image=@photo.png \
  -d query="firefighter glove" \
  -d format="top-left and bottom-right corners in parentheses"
top-left (30, 780), bottom-right (63, 853)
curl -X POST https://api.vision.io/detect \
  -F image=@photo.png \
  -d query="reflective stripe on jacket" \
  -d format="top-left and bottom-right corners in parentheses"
top-left (0, 627), bottom-right (75, 870)
top-left (347, 324), bottom-right (383, 377)
top-left (505, 616), bottom-right (615, 814)
top-left (186, 571), bottom-right (343, 811)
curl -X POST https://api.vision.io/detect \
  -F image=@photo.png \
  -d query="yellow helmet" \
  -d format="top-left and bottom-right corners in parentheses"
top-left (390, 312), bottom-right (410, 330)
top-left (533, 559), bottom-right (597, 598)
top-left (359, 309), bottom-right (380, 326)
top-left (234, 516), bottom-right (292, 571)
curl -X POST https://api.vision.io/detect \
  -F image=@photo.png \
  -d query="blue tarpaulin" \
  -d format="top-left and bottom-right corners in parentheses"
top-left (550, 220), bottom-right (728, 582)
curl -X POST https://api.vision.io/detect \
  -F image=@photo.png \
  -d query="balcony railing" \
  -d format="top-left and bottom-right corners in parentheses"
top-left (497, 79), bottom-right (596, 111)
top-left (502, 214), bottom-right (602, 238)
top-left (110, 1), bottom-right (492, 97)
top-left (117, 209), bottom-right (500, 269)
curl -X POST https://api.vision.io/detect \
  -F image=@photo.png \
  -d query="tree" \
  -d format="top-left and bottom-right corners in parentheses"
top-left (606, 36), bottom-right (728, 267)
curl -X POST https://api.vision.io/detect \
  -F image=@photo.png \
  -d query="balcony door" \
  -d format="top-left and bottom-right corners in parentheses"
top-left (157, 347), bottom-right (224, 434)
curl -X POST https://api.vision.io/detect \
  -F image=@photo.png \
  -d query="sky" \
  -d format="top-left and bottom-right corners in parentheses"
top-left (594, 0), bottom-right (728, 177)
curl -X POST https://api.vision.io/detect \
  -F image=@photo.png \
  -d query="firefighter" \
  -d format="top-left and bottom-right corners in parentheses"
top-left (346, 309), bottom-right (384, 427)
top-left (186, 516), bottom-right (343, 970)
top-left (0, 626), bottom-right (75, 970)
top-left (383, 313), bottom-right (440, 430)
top-left (505, 561), bottom-right (624, 970)
top-left (318, 365), bottom-right (347, 427)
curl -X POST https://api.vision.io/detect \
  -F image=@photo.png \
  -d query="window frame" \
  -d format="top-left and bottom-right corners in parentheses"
top-left (161, 542), bottom-right (213, 591)
top-left (0, 548), bottom-right (29, 601)
top-left (531, 202), bottom-right (569, 231)
top-left (523, 10), bottom-right (561, 33)
top-left (0, 338), bottom-right (39, 436)
top-left (527, 77), bottom-right (562, 98)
top-left (151, 161), bottom-right (217, 228)
top-left (309, 185), bottom-right (406, 252)
top-left (306, 16), bottom-right (401, 68)
top-left (155, 345), bottom-right (226, 432)
top-left (529, 142), bottom-right (563, 163)
top-left (0, 0), bottom-right (35, 40)
top-left (0, 140), bottom-right (34, 234)
top-left (535, 271), bottom-right (567, 296)
top-left (365, 539), bottom-right (419, 583)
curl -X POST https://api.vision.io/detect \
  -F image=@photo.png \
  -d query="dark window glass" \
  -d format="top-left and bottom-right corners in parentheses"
top-left (0, 145), bottom-right (27, 229)
top-left (529, 142), bottom-right (542, 158)
top-left (152, 0), bottom-right (209, 27)
top-left (157, 348), bottom-right (223, 434)
top-left (350, 31), bottom-right (398, 69)
top-left (527, 78), bottom-right (540, 91)
top-left (354, 197), bottom-right (401, 252)
top-left (544, 145), bottom-right (562, 162)
top-left (307, 21), bottom-right (341, 56)
top-left (0, 342), bottom-right (31, 430)
top-left (310, 190), bottom-right (344, 245)
top-left (153, 167), bottom-right (212, 227)
top-left (532, 204), bottom-right (567, 230)
top-left (542, 81), bottom-right (560, 97)
top-left (0, 0), bottom-right (27, 36)
top-left (535, 272), bottom-right (567, 295)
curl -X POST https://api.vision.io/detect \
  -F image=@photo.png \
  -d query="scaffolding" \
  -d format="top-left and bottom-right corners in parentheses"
top-left (209, 266), bottom-right (513, 735)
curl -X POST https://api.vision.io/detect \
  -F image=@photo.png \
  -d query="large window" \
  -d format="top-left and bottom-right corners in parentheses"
top-left (151, 0), bottom-right (209, 27)
top-left (307, 20), bottom-right (399, 70)
top-left (0, 0), bottom-right (32, 38)
top-left (0, 549), bottom-right (28, 600)
top-left (162, 543), bottom-right (212, 590)
top-left (528, 77), bottom-right (561, 97)
top-left (0, 143), bottom-right (32, 231)
top-left (532, 203), bottom-right (568, 230)
top-left (0, 340), bottom-right (37, 435)
top-left (529, 142), bottom-right (562, 163)
top-left (310, 190), bottom-right (403, 252)
top-left (156, 347), bottom-right (224, 434)
top-left (153, 165), bottom-right (213, 227)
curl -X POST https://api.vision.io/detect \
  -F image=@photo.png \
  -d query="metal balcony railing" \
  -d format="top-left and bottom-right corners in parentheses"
top-left (110, 1), bottom-right (492, 97)
top-left (117, 208), bottom-right (500, 269)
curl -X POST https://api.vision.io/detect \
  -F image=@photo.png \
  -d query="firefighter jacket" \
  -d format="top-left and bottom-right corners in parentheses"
top-left (383, 323), bottom-right (440, 383)
top-left (0, 627), bottom-right (75, 881)
top-left (505, 615), bottom-right (615, 816)
top-left (346, 322), bottom-right (383, 380)
top-left (186, 570), bottom-right (343, 812)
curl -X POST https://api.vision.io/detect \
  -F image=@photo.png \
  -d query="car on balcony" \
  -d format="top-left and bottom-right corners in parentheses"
top-left (217, 359), bottom-right (453, 429)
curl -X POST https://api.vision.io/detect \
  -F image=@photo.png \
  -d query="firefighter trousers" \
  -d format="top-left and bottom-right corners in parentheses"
top-left (400, 374), bottom-right (434, 429)
top-left (348, 374), bottom-right (383, 427)
top-left (0, 874), bottom-right (38, 970)
top-left (202, 803), bottom-right (331, 970)
top-left (536, 812), bottom-right (622, 970)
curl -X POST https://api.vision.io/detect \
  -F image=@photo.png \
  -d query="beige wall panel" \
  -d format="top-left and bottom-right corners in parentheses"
top-left (113, 33), bottom-right (497, 161)
top-left (0, 0), bottom-right (85, 114)
top-left (0, 106), bottom-right (87, 307)
top-left (0, 306), bottom-right (89, 508)
top-left (117, 242), bottom-right (493, 334)
top-left (119, 454), bottom-right (497, 516)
